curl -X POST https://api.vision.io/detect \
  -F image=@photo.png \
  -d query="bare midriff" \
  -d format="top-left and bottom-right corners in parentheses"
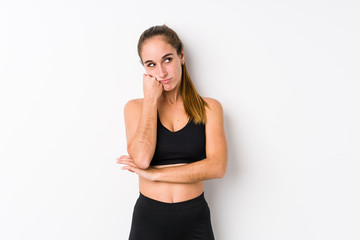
top-left (139, 163), bottom-right (204, 203)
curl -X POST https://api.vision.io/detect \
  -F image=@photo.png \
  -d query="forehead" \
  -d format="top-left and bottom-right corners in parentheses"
top-left (140, 36), bottom-right (177, 61)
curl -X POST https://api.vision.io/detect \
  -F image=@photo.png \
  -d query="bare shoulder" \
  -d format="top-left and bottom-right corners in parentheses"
top-left (124, 98), bottom-right (144, 115)
top-left (124, 98), bottom-right (144, 108)
top-left (202, 97), bottom-right (224, 115)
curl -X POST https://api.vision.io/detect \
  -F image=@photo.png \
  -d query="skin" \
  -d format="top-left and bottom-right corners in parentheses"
top-left (117, 35), bottom-right (228, 203)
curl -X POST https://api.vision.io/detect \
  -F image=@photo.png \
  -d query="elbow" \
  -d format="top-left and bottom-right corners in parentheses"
top-left (129, 154), bottom-right (152, 169)
top-left (214, 161), bottom-right (227, 179)
top-left (215, 168), bottom-right (226, 179)
top-left (127, 144), bottom-right (152, 169)
top-left (134, 157), bottom-right (151, 169)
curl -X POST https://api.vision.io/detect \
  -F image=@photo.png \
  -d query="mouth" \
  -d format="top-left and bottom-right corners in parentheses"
top-left (159, 78), bottom-right (172, 84)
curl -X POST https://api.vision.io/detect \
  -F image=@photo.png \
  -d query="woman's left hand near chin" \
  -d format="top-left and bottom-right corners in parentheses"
top-left (116, 155), bottom-right (158, 181)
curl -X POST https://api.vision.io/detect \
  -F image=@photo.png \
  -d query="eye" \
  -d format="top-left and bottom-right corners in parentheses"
top-left (165, 57), bottom-right (172, 63)
top-left (147, 63), bottom-right (155, 67)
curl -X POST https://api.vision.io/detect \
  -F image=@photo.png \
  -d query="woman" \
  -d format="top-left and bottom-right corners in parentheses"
top-left (117, 25), bottom-right (227, 240)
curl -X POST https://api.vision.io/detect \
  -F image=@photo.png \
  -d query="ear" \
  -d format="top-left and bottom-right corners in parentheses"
top-left (180, 49), bottom-right (185, 65)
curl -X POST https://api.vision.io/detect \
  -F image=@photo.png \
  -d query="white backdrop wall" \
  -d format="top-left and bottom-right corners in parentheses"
top-left (1, 0), bottom-right (359, 239)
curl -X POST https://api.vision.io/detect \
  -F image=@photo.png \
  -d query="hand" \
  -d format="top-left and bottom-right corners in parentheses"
top-left (116, 155), bottom-right (158, 181)
top-left (143, 74), bottom-right (163, 103)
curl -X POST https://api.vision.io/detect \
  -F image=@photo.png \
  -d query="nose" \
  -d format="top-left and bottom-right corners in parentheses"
top-left (157, 64), bottom-right (167, 79)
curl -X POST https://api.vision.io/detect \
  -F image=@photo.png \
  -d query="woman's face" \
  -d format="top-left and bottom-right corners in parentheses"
top-left (140, 36), bottom-right (184, 92)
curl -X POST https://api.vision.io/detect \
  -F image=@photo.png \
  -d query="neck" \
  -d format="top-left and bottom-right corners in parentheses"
top-left (161, 89), bottom-right (181, 105)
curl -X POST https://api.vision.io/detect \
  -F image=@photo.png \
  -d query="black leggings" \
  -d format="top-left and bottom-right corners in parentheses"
top-left (128, 192), bottom-right (215, 240)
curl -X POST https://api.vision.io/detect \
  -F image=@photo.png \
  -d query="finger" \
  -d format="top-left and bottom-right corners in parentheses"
top-left (117, 159), bottom-right (130, 164)
top-left (117, 158), bottom-right (136, 166)
top-left (117, 159), bottom-right (136, 167)
top-left (116, 155), bottom-right (132, 160)
top-left (122, 165), bottom-right (138, 174)
top-left (118, 162), bottom-right (137, 169)
top-left (143, 74), bottom-right (152, 79)
top-left (144, 74), bottom-right (158, 82)
top-left (121, 166), bottom-right (135, 173)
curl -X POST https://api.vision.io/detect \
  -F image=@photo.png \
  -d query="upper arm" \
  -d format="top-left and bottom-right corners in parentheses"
top-left (124, 98), bottom-right (143, 150)
top-left (204, 98), bottom-right (228, 177)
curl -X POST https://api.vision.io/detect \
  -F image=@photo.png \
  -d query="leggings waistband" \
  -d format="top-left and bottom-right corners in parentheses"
top-left (137, 192), bottom-right (207, 212)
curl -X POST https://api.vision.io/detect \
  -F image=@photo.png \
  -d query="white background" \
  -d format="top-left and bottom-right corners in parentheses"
top-left (1, 0), bottom-right (359, 239)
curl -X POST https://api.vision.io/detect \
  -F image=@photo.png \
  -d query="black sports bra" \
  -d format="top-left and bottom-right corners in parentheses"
top-left (150, 114), bottom-right (206, 166)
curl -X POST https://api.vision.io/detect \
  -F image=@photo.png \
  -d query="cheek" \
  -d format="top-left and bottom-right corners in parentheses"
top-left (177, 65), bottom-right (182, 77)
top-left (144, 68), bottom-right (154, 75)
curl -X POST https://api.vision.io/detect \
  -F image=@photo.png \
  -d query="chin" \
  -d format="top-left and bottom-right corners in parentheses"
top-left (163, 81), bottom-right (180, 92)
top-left (163, 87), bottom-right (173, 92)
top-left (162, 84), bottom-right (175, 91)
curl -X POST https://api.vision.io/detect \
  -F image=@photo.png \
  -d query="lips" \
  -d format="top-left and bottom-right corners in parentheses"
top-left (159, 78), bottom-right (172, 84)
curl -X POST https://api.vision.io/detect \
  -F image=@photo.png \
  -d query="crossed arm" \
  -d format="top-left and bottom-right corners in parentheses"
top-left (117, 97), bottom-right (228, 184)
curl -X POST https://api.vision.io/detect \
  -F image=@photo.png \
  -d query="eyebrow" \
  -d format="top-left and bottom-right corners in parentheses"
top-left (144, 53), bottom-right (174, 65)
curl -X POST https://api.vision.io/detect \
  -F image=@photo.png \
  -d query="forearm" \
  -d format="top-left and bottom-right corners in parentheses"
top-left (127, 99), bottom-right (158, 169)
top-left (153, 158), bottom-right (227, 183)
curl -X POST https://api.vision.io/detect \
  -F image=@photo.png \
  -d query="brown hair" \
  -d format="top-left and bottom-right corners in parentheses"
top-left (137, 25), bottom-right (208, 124)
